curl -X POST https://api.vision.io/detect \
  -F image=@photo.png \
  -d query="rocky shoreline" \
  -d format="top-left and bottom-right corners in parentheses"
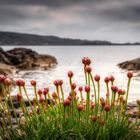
top-left (0, 47), bottom-right (57, 76)
top-left (118, 57), bottom-right (140, 71)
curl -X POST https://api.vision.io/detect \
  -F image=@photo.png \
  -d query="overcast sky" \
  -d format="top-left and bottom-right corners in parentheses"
top-left (0, 0), bottom-right (140, 43)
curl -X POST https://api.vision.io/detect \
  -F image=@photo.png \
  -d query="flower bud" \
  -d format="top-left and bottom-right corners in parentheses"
top-left (85, 66), bottom-right (92, 73)
top-left (38, 89), bottom-right (43, 96)
top-left (53, 80), bottom-right (59, 86)
top-left (71, 83), bottom-right (76, 90)
top-left (109, 76), bottom-right (115, 82)
top-left (82, 57), bottom-right (91, 65)
top-left (0, 74), bottom-right (5, 83)
top-left (104, 77), bottom-right (110, 83)
top-left (43, 88), bottom-right (49, 96)
top-left (94, 75), bottom-right (100, 82)
top-left (127, 71), bottom-right (133, 78)
top-left (91, 115), bottom-right (97, 122)
top-left (111, 86), bottom-right (118, 93)
top-left (67, 71), bottom-right (73, 78)
top-left (31, 80), bottom-right (36, 86)
top-left (85, 85), bottom-right (90, 93)
top-left (104, 104), bottom-right (110, 112)
top-left (39, 96), bottom-right (44, 103)
top-left (16, 79), bottom-right (25, 86)
top-left (77, 104), bottom-right (84, 112)
top-left (58, 79), bottom-right (63, 86)
top-left (78, 86), bottom-right (83, 92)
top-left (17, 93), bottom-right (22, 102)
top-left (118, 89), bottom-right (125, 95)
top-left (52, 92), bottom-right (58, 98)
top-left (4, 78), bottom-right (12, 86)
top-left (63, 99), bottom-right (71, 107)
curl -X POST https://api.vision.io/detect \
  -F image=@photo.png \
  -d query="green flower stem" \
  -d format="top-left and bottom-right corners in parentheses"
top-left (23, 86), bottom-right (35, 113)
top-left (90, 73), bottom-right (97, 104)
top-left (44, 95), bottom-right (48, 107)
top-left (60, 86), bottom-right (64, 103)
top-left (84, 66), bottom-right (88, 85)
top-left (86, 91), bottom-right (90, 120)
top-left (106, 83), bottom-right (110, 104)
top-left (1, 85), bottom-right (13, 128)
top-left (47, 93), bottom-right (53, 108)
top-left (80, 91), bottom-right (83, 102)
top-left (8, 87), bottom-right (19, 125)
top-left (124, 78), bottom-right (131, 115)
top-left (18, 86), bottom-right (31, 120)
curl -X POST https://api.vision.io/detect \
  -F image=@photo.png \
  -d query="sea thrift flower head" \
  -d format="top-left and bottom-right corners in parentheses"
top-left (85, 66), bottom-right (92, 73)
top-left (0, 74), bottom-right (5, 83)
top-left (77, 104), bottom-right (84, 112)
top-left (110, 75), bottom-right (115, 82)
top-left (127, 71), bottom-right (133, 78)
top-left (101, 100), bottom-right (105, 107)
top-left (104, 104), bottom-right (111, 112)
top-left (71, 83), bottom-right (76, 90)
top-left (67, 71), bottom-right (73, 78)
top-left (91, 116), bottom-right (97, 122)
top-left (82, 57), bottom-right (91, 65)
top-left (16, 79), bottom-right (25, 86)
top-left (111, 86), bottom-right (118, 93)
top-left (85, 85), bottom-right (90, 93)
top-left (39, 96), bottom-right (44, 103)
top-left (17, 93), bottom-right (22, 102)
top-left (31, 80), bottom-right (36, 86)
top-left (104, 77), bottom-right (110, 83)
top-left (52, 92), bottom-right (58, 98)
top-left (63, 99), bottom-right (71, 107)
top-left (94, 75), bottom-right (100, 82)
top-left (67, 95), bottom-right (72, 101)
top-left (43, 88), bottom-right (49, 96)
top-left (38, 89), bottom-right (43, 96)
top-left (78, 86), bottom-right (83, 92)
top-left (118, 89), bottom-right (125, 95)
top-left (58, 79), bottom-right (63, 86)
top-left (53, 80), bottom-right (59, 87)
top-left (4, 78), bottom-right (12, 86)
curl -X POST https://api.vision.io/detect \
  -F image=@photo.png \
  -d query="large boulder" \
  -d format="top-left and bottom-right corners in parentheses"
top-left (118, 58), bottom-right (140, 71)
top-left (0, 47), bottom-right (57, 74)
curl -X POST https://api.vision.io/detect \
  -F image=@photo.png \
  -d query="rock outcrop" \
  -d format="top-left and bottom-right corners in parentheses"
top-left (118, 58), bottom-right (140, 71)
top-left (0, 47), bottom-right (57, 75)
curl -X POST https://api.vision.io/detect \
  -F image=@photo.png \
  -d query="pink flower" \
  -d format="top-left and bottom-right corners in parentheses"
top-left (104, 77), bottom-right (110, 83)
top-left (85, 66), bottom-right (92, 73)
top-left (85, 85), bottom-right (90, 93)
top-left (127, 71), bottom-right (133, 78)
top-left (38, 89), bottom-right (43, 96)
top-left (94, 75), bottom-right (100, 82)
top-left (31, 80), bottom-right (36, 86)
top-left (67, 71), bottom-right (73, 78)
top-left (104, 104), bottom-right (110, 112)
top-left (63, 99), bottom-right (71, 107)
top-left (77, 104), bottom-right (84, 112)
top-left (82, 57), bottom-right (91, 65)
top-left (43, 88), bottom-right (49, 96)
top-left (78, 86), bottom-right (83, 92)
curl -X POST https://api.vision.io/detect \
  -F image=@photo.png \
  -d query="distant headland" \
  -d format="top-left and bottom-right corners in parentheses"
top-left (0, 31), bottom-right (140, 45)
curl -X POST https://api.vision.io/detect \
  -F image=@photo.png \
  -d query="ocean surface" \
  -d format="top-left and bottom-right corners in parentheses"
top-left (3, 45), bottom-right (140, 102)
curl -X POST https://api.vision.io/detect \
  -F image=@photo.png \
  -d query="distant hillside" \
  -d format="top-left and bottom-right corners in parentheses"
top-left (0, 31), bottom-right (139, 45)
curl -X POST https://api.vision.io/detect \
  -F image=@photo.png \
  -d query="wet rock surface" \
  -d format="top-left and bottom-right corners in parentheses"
top-left (0, 47), bottom-right (57, 75)
top-left (118, 57), bottom-right (140, 71)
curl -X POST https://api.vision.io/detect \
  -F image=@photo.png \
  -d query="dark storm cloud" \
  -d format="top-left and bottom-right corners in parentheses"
top-left (0, 0), bottom-right (140, 42)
